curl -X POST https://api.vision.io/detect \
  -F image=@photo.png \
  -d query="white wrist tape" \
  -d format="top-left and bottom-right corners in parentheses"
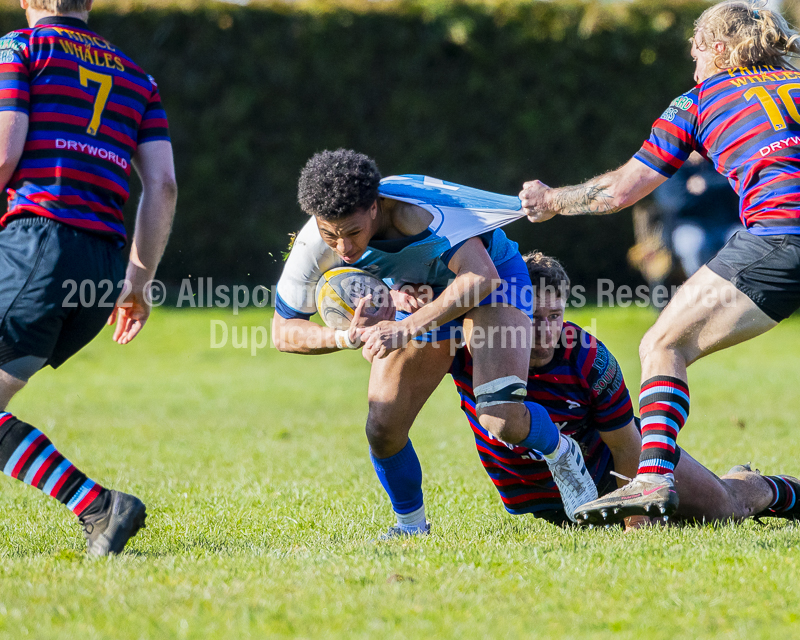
top-left (335, 329), bottom-right (360, 350)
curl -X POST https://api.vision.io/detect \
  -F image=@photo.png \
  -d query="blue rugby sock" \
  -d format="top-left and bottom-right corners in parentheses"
top-left (516, 401), bottom-right (560, 456)
top-left (370, 440), bottom-right (425, 526)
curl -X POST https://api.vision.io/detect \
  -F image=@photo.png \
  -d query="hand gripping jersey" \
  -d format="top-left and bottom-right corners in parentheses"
top-left (635, 65), bottom-right (800, 235)
top-left (450, 322), bottom-right (634, 515)
top-left (276, 175), bottom-right (526, 320)
top-left (0, 17), bottom-right (170, 244)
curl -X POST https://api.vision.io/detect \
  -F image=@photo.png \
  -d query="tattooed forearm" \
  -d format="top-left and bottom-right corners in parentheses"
top-left (551, 181), bottom-right (620, 216)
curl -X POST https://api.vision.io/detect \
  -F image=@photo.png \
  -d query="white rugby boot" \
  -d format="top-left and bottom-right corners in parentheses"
top-left (545, 434), bottom-right (598, 523)
top-left (376, 522), bottom-right (431, 541)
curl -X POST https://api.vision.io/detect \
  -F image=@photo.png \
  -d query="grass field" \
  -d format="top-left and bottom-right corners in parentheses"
top-left (1, 306), bottom-right (799, 639)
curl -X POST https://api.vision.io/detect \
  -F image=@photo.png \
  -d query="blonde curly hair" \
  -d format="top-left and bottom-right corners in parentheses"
top-left (695, 1), bottom-right (800, 70)
top-left (27, 0), bottom-right (88, 12)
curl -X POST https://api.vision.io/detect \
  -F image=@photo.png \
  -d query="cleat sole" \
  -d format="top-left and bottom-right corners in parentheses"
top-left (578, 501), bottom-right (678, 527)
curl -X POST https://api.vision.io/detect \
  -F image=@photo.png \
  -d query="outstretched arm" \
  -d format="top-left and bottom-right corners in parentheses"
top-left (520, 158), bottom-right (667, 222)
top-left (272, 296), bottom-right (394, 355)
top-left (109, 140), bottom-right (178, 344)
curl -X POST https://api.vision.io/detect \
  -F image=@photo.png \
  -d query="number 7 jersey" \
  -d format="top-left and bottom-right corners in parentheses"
top-left (0, 16), bottom-right (170, 245)
top-left (634, 65), bottom-right (800, 235)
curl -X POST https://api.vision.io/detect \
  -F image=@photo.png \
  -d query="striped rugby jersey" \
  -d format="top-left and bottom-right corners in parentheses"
top-left (450, 322), bottom-right (634, 515)
top-left (0, 16), bottom-right (170, 244)
top-left (635, 65), bottom-right (800, 236)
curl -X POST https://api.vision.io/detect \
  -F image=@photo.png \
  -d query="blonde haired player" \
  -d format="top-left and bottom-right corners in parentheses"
top-left (521, 1), bottom-right (800, 525)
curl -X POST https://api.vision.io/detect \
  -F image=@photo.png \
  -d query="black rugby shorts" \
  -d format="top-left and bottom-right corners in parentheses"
top-left (0, 217), bottom-right (125, 369)
top-left (706, 229), bottom-right (800, 322)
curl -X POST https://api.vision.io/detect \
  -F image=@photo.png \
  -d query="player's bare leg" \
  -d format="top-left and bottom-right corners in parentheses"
top-left (464, 305), bottom-right (597, 521)
top-left (725, 464), bottom-right (800, 522)
top-left (639, 266), bottom-right (776, 377)
top-left (366, 339), bottom-right (454, 536)
top-left (0, 369), bottom-right (26, 410)
top-left (671, 452), bottom-right (772, 522)
top-left (462, 305), bottom-right (531, 443)
top-left (578, 267), bottom-right (777, 525)
top-left (366, 339), bottom-right (454, 457)
top-left (624, 453), bottom-right (794, 529)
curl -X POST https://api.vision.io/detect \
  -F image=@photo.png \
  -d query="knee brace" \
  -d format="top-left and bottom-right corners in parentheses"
top-left (473, 376), bottom-right (528, 411)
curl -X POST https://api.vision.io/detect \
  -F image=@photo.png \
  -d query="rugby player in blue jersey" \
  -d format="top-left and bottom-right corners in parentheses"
top-left (273, 149), bottom-right (597, 536)
top-left (0, 0), bottom-right (177, 554)
top-left (449, 252), bottom-right (799, 527)
top-left (520, 1), bottom-right (800, 525)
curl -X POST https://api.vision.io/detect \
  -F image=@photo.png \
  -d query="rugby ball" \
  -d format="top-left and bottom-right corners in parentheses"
top-left (315, 267), bottom-right (391, 330)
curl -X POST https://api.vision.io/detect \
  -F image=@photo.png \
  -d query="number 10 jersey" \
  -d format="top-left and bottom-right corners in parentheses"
top-left (635, 64), bottom-right (800, 236)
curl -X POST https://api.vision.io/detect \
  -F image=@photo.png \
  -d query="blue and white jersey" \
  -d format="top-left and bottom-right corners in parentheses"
top-left (275, 175), bottom-right (526, 320)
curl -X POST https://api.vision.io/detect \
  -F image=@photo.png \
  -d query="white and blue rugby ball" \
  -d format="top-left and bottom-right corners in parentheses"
top-left (315, 267), bottom-right (391, 330)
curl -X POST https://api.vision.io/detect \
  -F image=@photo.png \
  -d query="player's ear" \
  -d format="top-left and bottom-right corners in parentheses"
top-left (369, 200), bottom-right (378, 220)
top-left (85, 0), bottom-right (94, 11)
top-left (713, 41), bottom-right (726, 55)
top-left (20, 1), bottom-right (28, 11)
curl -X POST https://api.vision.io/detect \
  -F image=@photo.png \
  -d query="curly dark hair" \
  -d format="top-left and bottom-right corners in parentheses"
top-left (297, 149), bottom-right (382, 220)
top-left (523, 251), bottom-right (571, 299)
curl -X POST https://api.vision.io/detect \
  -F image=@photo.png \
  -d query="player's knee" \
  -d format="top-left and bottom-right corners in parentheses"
top-left (639, 325), bottom-right (683, 364)
top-left (473, 375), bottom-right (529, 443)
top-left (477, 413), bottom-right (515, 442)
top-left (477, 403), bottom-right (528, 443)
top-left (365, 406), bottom-right (407, 457)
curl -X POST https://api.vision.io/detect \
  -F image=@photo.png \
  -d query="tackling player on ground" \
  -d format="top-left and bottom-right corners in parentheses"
top-left (0, 0), bottom-right (177, 554)
top-left (273, 149), bottom-right (597, 536)
top-left (451, 252), bottom-right (800, 527)
top-left (520, 0), bottom-right (800, 524)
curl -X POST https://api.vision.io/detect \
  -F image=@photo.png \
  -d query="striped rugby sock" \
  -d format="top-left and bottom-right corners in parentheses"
top-left (637, 375), bottom-right (689, 478)
top-left (763, 476), bottom-right (798, 513)
top-left (0, 412), bottom-right (107, 518)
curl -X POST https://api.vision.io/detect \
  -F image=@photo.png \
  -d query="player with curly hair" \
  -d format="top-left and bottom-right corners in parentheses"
top-left (520, 0), bottom-right (800, 525)
top-left (274, 149), bottom-right (598, 536)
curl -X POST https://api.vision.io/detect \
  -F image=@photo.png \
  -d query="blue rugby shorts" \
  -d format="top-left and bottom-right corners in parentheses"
top-left (394, 251), bottom-right (533, 343)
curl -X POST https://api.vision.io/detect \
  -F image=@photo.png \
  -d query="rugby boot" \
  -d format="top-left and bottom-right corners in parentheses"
top-left (576, 473), bottom-right (678, 526)
top-left (81, 490), bottom-right (146, 556)
top-left (754, 475), bottom-right (800, 521)
top-left (545, 435), bottom-right (598, 523)
top-left (376, 522), bottom-right (430, 541)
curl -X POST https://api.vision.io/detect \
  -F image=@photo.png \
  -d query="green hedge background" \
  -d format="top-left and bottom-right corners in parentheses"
top-left (0, 0), bottom-right (769, 293)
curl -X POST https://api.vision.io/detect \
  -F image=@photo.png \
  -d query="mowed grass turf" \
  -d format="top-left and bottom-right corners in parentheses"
top-left (1, 307), bottom-right (799, 639)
